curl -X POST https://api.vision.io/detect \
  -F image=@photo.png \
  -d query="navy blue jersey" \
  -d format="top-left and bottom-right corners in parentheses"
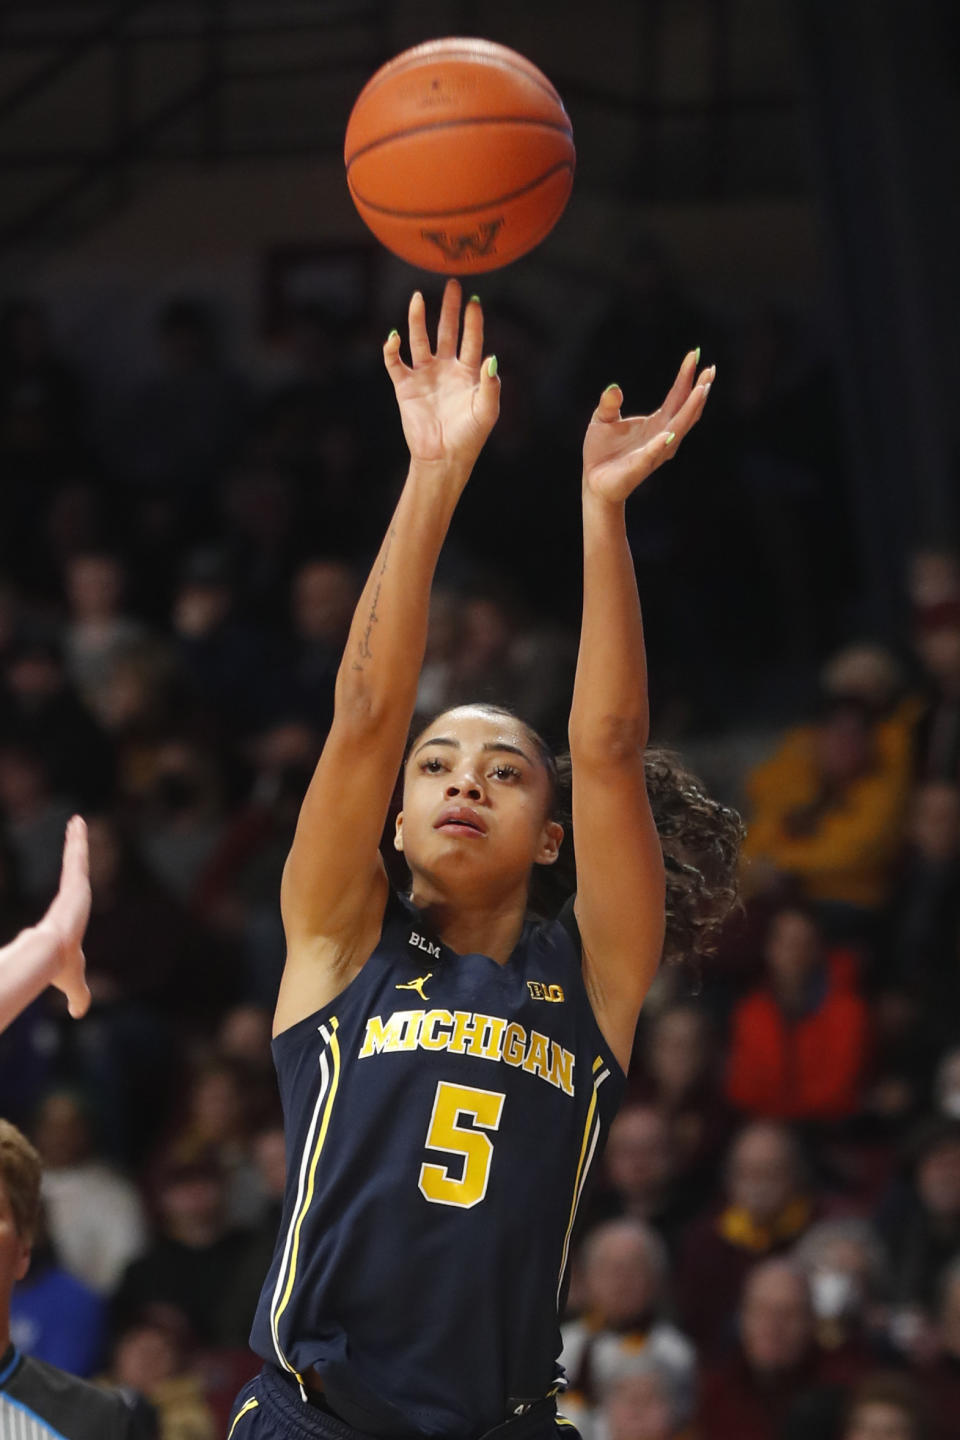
top-left (250, 891), bottom-right (626, 1440)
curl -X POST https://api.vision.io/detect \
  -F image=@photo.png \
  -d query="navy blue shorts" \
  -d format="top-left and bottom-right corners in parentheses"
top-left (228, 1367), bottom-right (580, 1440)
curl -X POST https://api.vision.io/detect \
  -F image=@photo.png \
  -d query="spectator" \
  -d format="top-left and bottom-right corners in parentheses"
top-left (877, 1119), bottom-right (960, 1311)
top-left (273, 557), bottom-right (358, 730)
top-left (62, 552), bottom-right (149, 724)
top-left (151, 1060), bottom-right (264, 1229)
top-left (917, 1257), bottom-right (960, 1436)
top-left (587, 1105), bottom-right (684, 1252)
top-left (912, 602), bottom-right (960, 784)
top-left (676, 1121), bottom-right (814, 1353)
top-left (0, 1117), bottom-right (141, 1436)
top-left (742, 696), bottom-right (912, 930)
top-left (881, 782), bottom-right (960, 1021)
top-left (629, 1004), bottom-right (734, 1208)
top-left (107, 1316), bottom-right (216, 1440)
top-left (840, 1374), bottom-right (930, 1440)
top-left (135, 739), bottom-right (225, 906)
top-left (792, 1218), bottom-right (891, 1365)
top-left (32, 1089), bottom-right (147, 1295)
top-left (113, 1163), bottom-right (250, 1346)
top-left (560, 1220), bottom-right (695, 1432)
top-left (698, 1259), bottom-right (857, 1440)
top-left (170, 549), bottom-right (267, 738)
top-left (600, 1360), bottom-right (695, 1440)
top-left (215, 1123), bottom-right (286, 1346)
top-left (725, 903), bottom-right (870, 1121)
top-left (0, 627), bottom-right (115, 808)
top-left (0, 745), bottom-right (74, 903)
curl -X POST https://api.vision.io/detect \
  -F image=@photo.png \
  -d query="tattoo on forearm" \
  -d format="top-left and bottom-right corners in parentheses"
top-left (352, 524), bottom-right (396, 671)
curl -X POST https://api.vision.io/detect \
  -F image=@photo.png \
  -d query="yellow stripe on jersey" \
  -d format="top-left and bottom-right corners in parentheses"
top-left (228, 1396), bottom-right (259, 1436)
top-left (270, 1018), bottom-right (341, 1376)
top-left (556, 1084), bottom-right (598, 1304)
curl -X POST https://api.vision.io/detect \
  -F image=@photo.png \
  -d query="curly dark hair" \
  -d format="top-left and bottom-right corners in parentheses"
top-left (400, 705), bottom-right (744, 968)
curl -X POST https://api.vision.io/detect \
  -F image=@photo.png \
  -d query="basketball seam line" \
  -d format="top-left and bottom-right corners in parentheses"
top-left (351, 48), bottom-right (562, 111)
top-left (345, 114), bottom-right (573, 169)
top-left (347, 159), bottom-right (574, 220)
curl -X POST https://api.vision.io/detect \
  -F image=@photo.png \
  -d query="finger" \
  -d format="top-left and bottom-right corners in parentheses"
top-left (435, 278), bottom-right (462, 360)
top-left (473, 354), bottom-right (501, 430)
top-left (659, 367), bottom-right (715, 453)
top-left (590, 382), bottom-right (623, 426)
top-left (382, 328), bottom-right (410, 386)
top-left (656, 350), bottom-right (699, 426)
top-left (67, 970), bottom-right (92, 1021)
top-left (459, 293), bottom-right (484, 370)
top-left (408, 290), bottom-right (432, 366)
top-left (61, 815), bottom-right (88, 884)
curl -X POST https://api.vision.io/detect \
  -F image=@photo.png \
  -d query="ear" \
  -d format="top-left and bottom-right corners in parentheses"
top-left (535, 819), bottom-right (564, 867)
top-left (394, 812), bottom-right (404, 853)
top-left (15, 1240), bottom-right (31, 1283)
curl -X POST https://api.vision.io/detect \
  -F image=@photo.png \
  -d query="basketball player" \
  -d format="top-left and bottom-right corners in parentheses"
top-left (229, 281), bottom-right (740, 1440)
top-left (0, 817), bottom-right (90, 1033)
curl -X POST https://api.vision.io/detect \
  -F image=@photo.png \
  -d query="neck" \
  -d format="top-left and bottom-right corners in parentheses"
top-left (409, 879), bottom-right (530, 965)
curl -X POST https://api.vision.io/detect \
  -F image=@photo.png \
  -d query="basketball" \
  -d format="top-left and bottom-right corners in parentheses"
top-left (344, 38), bottom-right (575, 274)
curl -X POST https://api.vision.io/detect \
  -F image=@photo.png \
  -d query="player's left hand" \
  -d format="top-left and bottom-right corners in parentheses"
top-left (36, 816), bottom-right (92, 1019)
top-left (582, 351), bottom-right (714, 505)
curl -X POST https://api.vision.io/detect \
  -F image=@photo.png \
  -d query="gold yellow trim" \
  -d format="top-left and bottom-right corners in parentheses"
top-left (272, 1019), bottom-right (342, 1368)
top-left (228, 1396), bottom-right (259, 1437)
top-left (556, 1082), bottom-right (599, 1301)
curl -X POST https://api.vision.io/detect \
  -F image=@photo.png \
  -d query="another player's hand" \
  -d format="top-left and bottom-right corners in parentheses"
top-left (35, 816), bottom-right (92, 1020)
top-left (582, 352), bottom-right (714, 505)
top-left (383, 279), bottom-right (500, 475)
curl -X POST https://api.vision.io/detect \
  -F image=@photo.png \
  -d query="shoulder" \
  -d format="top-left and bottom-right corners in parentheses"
top-left (9, 1355), bottom-right (136, 1437)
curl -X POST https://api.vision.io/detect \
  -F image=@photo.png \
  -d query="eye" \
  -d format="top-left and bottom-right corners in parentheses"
top-left (420, 757), bottom-right (447, 774)
top-left (490, 763), bottom-right (521, 782)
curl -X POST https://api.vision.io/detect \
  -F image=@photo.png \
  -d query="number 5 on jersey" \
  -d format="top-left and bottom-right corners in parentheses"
top-left (419, 1081), bottom-right (505, 1209)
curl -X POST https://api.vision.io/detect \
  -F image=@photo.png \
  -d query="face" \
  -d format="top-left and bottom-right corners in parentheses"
top-left (648, 1007), bottom-right (709, 1096)
top-left (941, 1274), bottom-right (960, 1356)
top-left (253, 1129), bottom-right (287, 1200)
top-left (66, 556), bottom-right (122, 621)
top-left (0, 1176), bottom-right (31, 1319)
top-left (909, 783), bottom-right (960, 862)
top-left (765, 911), bottom-right (822, 992)
top-left (605, 1108), bottom-right (674, 1203)
top-left (917, 1140), bottom-right (960, 1218)
top-left (33, 1094), bottom-right (90, 1168)
top-left (916, 625), bottom-right (960, 689)
top-left (584, 1227), bottom-right (659, 1326)
top-left (816, 710), bottom-right (872, 783)
top-left (86, 815), bottom-right (122, 892)
top-left (292, 561), bottom-right (356, 644)
top-left (741, 1265), bottom-right (811, 1373)
top-left (808, 1235), bottom-right (871, 1319)
top-left (605, 1373), bottom-right (676, 1440)
top-left (845, 1403), bottom-right (915, 1440)
top-left (727, 1127), bottom-right (797, 1223)
top-left (396, 708), bottom-right (561, 899)
top-left (113, 1326), bottom-right (178, 1389)
top-left (192, 1069), bottom-right (242, 1139)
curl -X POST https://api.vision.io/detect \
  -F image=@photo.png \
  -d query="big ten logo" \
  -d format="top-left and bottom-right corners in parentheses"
top-left (527, 981), bottom-right (565, 1003)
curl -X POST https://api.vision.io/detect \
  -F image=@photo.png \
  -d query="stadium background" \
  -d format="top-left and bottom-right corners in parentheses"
top-left (0, 2), bottom-right (959, 1437)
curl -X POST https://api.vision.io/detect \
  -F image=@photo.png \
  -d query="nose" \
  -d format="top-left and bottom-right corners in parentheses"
top-left (445, 771), bottom-right (484, 802)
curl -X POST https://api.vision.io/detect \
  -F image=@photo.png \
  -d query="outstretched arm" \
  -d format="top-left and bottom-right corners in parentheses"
top-left (275, 280), bottom-right (500, 1034)
top-left (570, 357), bottom-right (714, 1072)
top-left (0, 816), bottom-right (91, 1032)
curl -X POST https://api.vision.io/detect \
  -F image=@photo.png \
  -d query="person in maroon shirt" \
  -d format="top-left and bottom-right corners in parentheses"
top-left (676, 1121), bottom-right (815, 1355)
top-left (698, 1259), bottom-right (865, 1440)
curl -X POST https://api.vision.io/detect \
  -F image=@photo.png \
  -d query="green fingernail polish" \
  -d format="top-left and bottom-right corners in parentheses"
top-left (487, 355), bottom-right (498, 377)
top-left (469, 294), bottom-right (481, 304)
top-left (665, 432), bottom-right (677, 445)
top-left (694, 347), bottom-right (701, 366)
top-left (604, 382), bottom-right (620, 394)
top-left (387, 329), bottom-right (399, 340)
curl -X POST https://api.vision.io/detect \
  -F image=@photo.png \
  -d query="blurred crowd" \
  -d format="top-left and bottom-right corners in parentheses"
top-left (0, 268), bottom-right (958, 1440)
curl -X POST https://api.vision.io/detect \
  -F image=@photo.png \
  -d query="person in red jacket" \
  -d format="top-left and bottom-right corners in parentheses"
top-left (726, 903), bottom-right (870, 1121)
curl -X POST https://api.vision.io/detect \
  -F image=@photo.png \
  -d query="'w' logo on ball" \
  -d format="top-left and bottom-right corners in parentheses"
top-left (420, 219), bottom-right (503, 261)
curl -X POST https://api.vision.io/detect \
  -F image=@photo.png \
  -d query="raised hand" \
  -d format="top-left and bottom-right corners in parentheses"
top-left (582, 351), bottom-right (714, 505)
top-left (36, 816), bottom-right (92, 1019)
top-left (383, 279), bottom-right (500, 474)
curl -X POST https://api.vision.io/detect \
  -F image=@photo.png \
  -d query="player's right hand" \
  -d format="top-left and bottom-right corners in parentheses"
top-left (36, 816), bottom-right (92, 1020)
top-left (383, 279), bottom-right (500, 475)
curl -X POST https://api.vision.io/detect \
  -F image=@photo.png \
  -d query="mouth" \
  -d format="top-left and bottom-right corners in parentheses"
top-left (434, 808), bottom-right (487, 837)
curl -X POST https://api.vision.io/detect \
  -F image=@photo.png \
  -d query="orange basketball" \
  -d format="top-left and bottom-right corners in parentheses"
top-left (344, 38), bottom-right (575, 274)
